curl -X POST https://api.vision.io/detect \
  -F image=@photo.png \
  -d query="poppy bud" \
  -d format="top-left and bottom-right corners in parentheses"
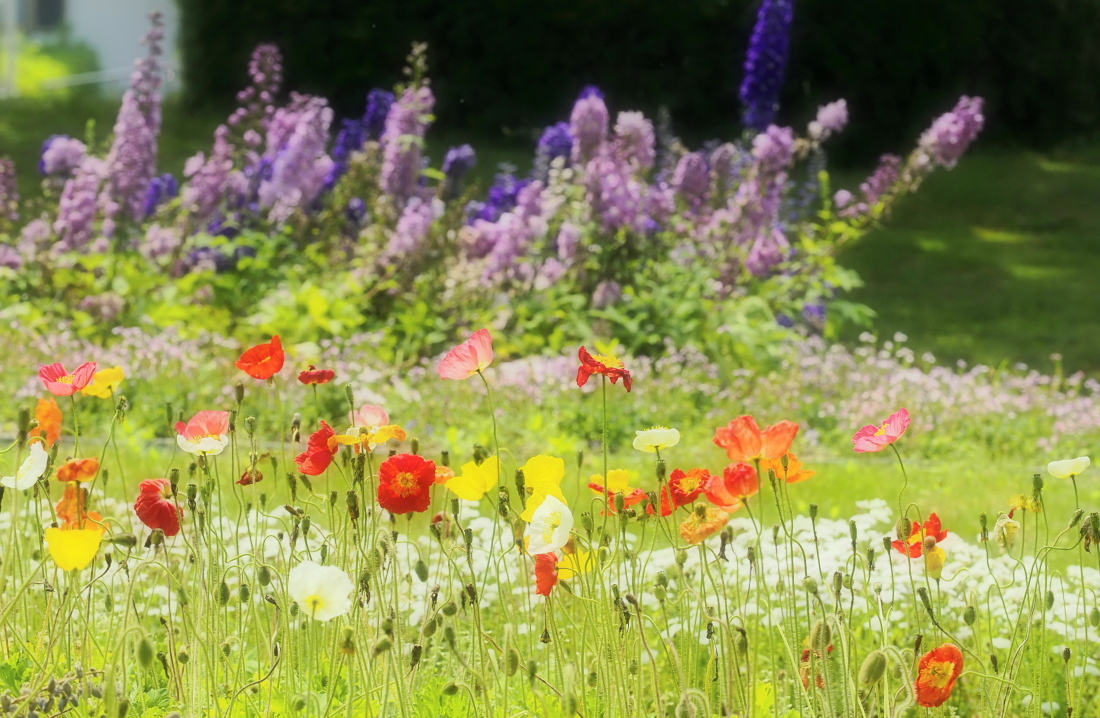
top-left (443, 625), bottom-right (456, 644)
top-left (136, 637), bottom-right (155, 669)
top-left (913, 633), bottom-right (923, 657)
top-left (882, 535), bottom-right (892, 553)
top-left (340, 629), bottom-right (355, 655)
top-left (408, 643), bottom-right (422, 668)
top-left (228, 409), bottom-right (237, 433)
top-left (809, 619), bottom-right (830, 652)
top-left (867, 546), bottom-right (876, 571)
top-left (232, 382), bottom-right (244, 404)
top-left (473, 444), bottom-right (487, 464)
top-left (506, 648), bottom-right (520, 676)
top-left (540, 629), bottom-right (552, 644)
top-left (498, 488), bottom-right (510, 518)
top-left (614, 493), bottom-right (625, 514)
top-left (895, 516), bottom-right (911, 541)
top-left (922, 536), bottom-right (937, 552)
top-left (514, 469), bottom-right (526, 497)
top-left (441, 682), bottom-right (459, 696)
top-left (1090, 607), bottom-right (1100, 627)
top-left (858, 650), bottom-right (887, 685)
top-left (422, 618), bottom-right (438, 638)
top-left (346, 491), bottom-right (360, 522)
top-left (244, 416), bottom-right (257, 435)
top-left (990, 653), bottom-right (999, 674)
top-left (177, 650), bottom-right (189, 664)
top-left (1070, 508), bottom-right (1084, 528)
top-left (527, 659), bottom-right (538, 683)
top-left (964, 605), bottom-right (976, 625)
top-left (344, 384), bottom-right (355, 411)
top-left (581, 512), bottom-right (593, 535)
top-left (290, 695), bottom-right (307, 712)
top-left (832, 571), bottom-right (843, 595)
top-left (1046, 589), bottom-right (1055, 610)
top-left (746, 546), bottom-right (755, 565)
top-left (441, 601), bottom-right (457, 616)
top-left (217, 581), bottom-right (230, 606)
top-left (1063, 646), bottom-right (1072, 663)
top-left (849, 520), bottom-right (858, 546)
top-left (654, 585), bottom-right (667, 602)
top-left (917, 587), bottom-right (933, 615)
top-left (449, 498), bottom-right (460, 516)
top-left (414, 560), bottom-right (428, 582)
top-left (1032, 472), bottom-right (1044, 493)
top-left (587, 671), bottom-right (597, 687)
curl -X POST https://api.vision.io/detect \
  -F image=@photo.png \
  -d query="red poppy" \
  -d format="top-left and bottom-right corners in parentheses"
top-left (534, 553), bottom-right (559, 597)
top-left (29, 398), bottom-right (62, 447)
top-left (703, 462), bottom-right (759, 508)
top-left (892, 513), bottom-right (949, 558)
top-left (238, 466), bottom-right (264, 486)
top-left (576, 346), bottom-right (632, 392)
top-left (38, 362), bottom-right (97, 396)
top-left (235, 335), bottom-right (285, 381)
top-left (295, 421), bottom-right (339, 476)
top-left (134, 479), bottom-right (183, 537)
top-left (56, 457), bottom-right (99, 483)
top-left (648, 468), bottom-right (711, 517)
top-left (713, 415), bottom-right (799, 462)
top-left (377, 453), bottom-right (436, 515)
top-left (298, 365), bottom-right (335, 386)
top-left (914, 644), bottom-right (963, 707)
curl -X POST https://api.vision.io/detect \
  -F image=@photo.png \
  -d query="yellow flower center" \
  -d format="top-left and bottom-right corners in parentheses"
top-left (592, 353), bottom-right (622, 368)
top-left (392, 471), bottom-right (420, 496)
top-left (923, 660), bottom-right (954, 689)
top-left (541, 511), bottom-right (562, 544)
top-left (58, 375), bottom-right (74, 384)
top-left (873, 422), bottom-right (889, 437)
top-left (679, 475), bottom-right (702, 492)
top-left (303, 595), bottom-right (327, 616)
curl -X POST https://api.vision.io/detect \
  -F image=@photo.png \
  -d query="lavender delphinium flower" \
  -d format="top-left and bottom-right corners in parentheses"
top-left (534, 122), bottom-right (573, 179)
top-left (182, 125), bottom-right (239, 225)
top-left (39, 135), bottom-right (87, 176)
top-left (54, 157), bottom-right (107, 252)
top-left (381, 197), bottom-right (435, 264)
top-left (141, 223), bottom-right (182, 262)
top-left (808, 99), bottom-right (848, 141)
top-left (570, 86), bottom-right (609, 165)
top-left (555, 222), bottom-right (579, 266)
top-left (468, 181), bottom-right (548, 284)
top-left (739, 0), bottom-right (794, 132)
top-left (229, 44), bottom-right (284, 133)
top-left (591, 279), bottom-right (622, 309)
top-left (585, 149), bottom-right (646, 232)
top-left (751, 125), bottom-right (795, 173)
top-left (467, 172), bottom-right (530, 229)
top-left (745, 226), bottom-right (790, 277)
top-left (103, 12), bottom-right (164, 222)
top-left (917, 96), bottom-right (985, 169)
top-left (258, 94), bottom-right (335, 223)
top-left (325, 118), bottom-right (367, 189)
top-left (441, 144), bottom-right (476, 200)
top-left (79, 293), bottom-right (125, 324)
top-left (672, 152), bottom-right (710, 210)
top-left (380, 86), bottom-right (435, 205)
top-left (142, 173), bottom-right (178, 217)
top-left (838, 154), bottom-right (901, 219)
top-left (364, 89), bottom-right (395, 142)
top-left (613, 111), bottom-right (656, 171)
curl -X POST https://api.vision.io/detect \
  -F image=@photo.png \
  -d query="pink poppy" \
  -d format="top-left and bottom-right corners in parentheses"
top-left (853, 408), bottom-right (911, 453)
top-left (350, 404), bottom-right (390, 427)
top-left (175, 410), bottom-right (231, 456)
top-left (38, 362), bottom-right (97, 396)
top-left (437, 329), bottom-right (494, 380)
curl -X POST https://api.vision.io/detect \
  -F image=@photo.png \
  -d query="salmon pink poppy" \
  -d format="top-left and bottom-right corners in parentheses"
top-left (534, 553), bottom-right (559, 596)
top-left (134, 479), bottom-right (183, 537)
top-left (38, 362), bottom-right (97, 396)
top-left (437, 328), bottom-right (494, 380)
top-left (377, 453), bottom-right (436, 514)
top-left (892, 513), bottom-right (948, 558)
top-left (679, 507), bottom-right (730, 545)
top-left (235, 335), bottom-right (285, 381)
top-left (703, 462), bottom-right (758, 509)
top-left (295, 421), bottom-right (338, 475)
top-left (29, 398), bottom-right (62, 447)
top-left (576, 346), bottom-right (632, 392)
top-left (852, 408), bottom-right (910, 453)
top-left (713, 415), bottom-right (799, 461)
top-left (298, 365), bottom-right (335, 385)
top-left (176, 410), bottom-right (231, 456)
top-left (350, 404), bottom-right (389, 427)
top-left (914, 644), bottom-right (963, 707)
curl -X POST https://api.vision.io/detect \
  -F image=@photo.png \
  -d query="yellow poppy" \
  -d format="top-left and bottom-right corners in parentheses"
top-left (80, 366), bottom-right (124, 399)
top-left (445, 456), bottom-right (500, 501)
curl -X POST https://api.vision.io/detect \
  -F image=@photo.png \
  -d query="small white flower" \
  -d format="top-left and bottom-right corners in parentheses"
top-left (1048, 456), bottom-right (1090, 479)
top-left (288, 560), bottom-right (354, 622)
top-left (632, 426), bottom-right (680, 453)
top-left (176, 434), bottom-right (229, 456)
top-left (1, 442), bottom-right (49, 490)
top-left (524, 495), bottom-right (573, 555)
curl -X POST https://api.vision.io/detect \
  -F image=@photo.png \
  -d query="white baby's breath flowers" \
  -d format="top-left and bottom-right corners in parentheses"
top-left (288, 560), bottom-right (354, 622)
top-left (524, 495), bottom-right (573, 555)
top-left (1, 441), bottom-right (48, 490)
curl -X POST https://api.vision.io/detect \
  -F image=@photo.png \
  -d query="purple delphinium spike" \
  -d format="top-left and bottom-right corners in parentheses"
top-left (364, 89), bottom-right (396, 142)
top-left (739, 0), bottom-right (794, 132)
top-left (570, 87), bottom-right (609, 165)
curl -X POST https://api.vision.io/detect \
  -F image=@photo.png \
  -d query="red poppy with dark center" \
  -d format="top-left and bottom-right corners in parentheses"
top-left (576, 346), bottom-right (632, 392)
top-left (892, 513), bottom-right (949, 558)
top-left (703, 462), bottom-right (759, 508)
top-left (534, 553), bottom-right (558, 596)
top-left (915, 643), bottom-right (963, 707)
top-left (134, 479), bottom-right (184, 537)
top-left (235, 335), bottom-right (285, 381)
top-left (298, 365), bottom-right (335, 386)
top-left (377, 453), bottom-right (436, 514)
top-left (295, 421), bottom-right (339, 475)
top-left (648, 468), bottom-right (711, 517)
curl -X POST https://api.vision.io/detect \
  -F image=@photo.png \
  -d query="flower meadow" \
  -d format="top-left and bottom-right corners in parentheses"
top-left (1, 330), bottom-right (1100, 718)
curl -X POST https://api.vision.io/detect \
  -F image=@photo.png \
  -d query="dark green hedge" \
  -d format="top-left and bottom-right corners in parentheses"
top-left (178, 0), bottom-right (1100, 159)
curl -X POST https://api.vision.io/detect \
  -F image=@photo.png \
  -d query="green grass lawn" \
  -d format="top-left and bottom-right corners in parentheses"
top-left (840, 145), bottom-right (1100, 376)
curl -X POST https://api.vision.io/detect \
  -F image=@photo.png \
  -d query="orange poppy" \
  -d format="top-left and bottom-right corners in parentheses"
top-left (648, 468), bottom-right (710, 517)
top-left (892, 513), bottom-right (948, 558)
top-left (235, 335), bottom-right (285, 381)
top-left (761, 452), bottom-right (815, 484)
top-left (679, 507), bottom-right (730, 545)
top-left (56, 457), bottom-right (99, 483)
top-left (915, 644), bottom-right (963, 707)
top-left (29, 398), bottom-right (62, 447)
top-left (713, 415), bottom-right (799, 462)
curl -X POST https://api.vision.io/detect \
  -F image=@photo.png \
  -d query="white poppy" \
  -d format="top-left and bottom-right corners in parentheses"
top-left (176, 433), bottom-right (230, 456)
top-left (632, 426), bottom-right (680, 453)
top-left (524, 495), bottom-right (573, 555)
top-left (1, 442), bottom-right (49, 490)
top-left (1048, 456), bottom-right (1090, 479)
top-left (288, 560), bottom-right (354, 622)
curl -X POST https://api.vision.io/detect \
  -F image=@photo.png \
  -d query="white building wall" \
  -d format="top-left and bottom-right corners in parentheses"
top-left (65, 0), bottom-right (180, 92)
